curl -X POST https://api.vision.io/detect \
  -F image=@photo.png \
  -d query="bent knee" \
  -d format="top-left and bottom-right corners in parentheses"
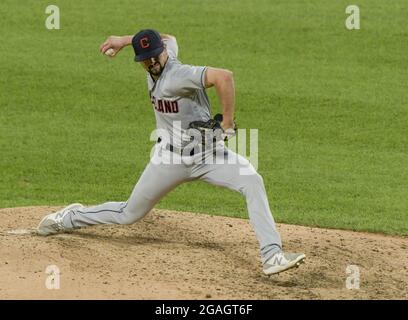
top-left (246, 172), bottom-right (264, 187)
top-left (116, 209), bottom-right (146, 225)
top-left (239, 172), bottom-right (265, 194)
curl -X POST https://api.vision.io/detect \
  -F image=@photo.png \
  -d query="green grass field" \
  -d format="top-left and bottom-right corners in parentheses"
top-left (1, 0), bottom-right (407, 235)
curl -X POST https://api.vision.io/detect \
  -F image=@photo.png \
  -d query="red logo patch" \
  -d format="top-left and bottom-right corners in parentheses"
top-left (140, 37), bottom-right (150, 48)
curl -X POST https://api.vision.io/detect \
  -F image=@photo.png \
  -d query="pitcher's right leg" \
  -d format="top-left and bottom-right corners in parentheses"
top-left (37, 157), bottom-right (190, 235)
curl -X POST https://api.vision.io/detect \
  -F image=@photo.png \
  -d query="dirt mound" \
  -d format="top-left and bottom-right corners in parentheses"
top-left (0, 206), bottom-right (407, 299)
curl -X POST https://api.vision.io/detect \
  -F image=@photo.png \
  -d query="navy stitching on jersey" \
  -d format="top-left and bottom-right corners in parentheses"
top-left (201, 67), bottom-right (207, 89)
top-left (77, 202), bottom-right (128, 215)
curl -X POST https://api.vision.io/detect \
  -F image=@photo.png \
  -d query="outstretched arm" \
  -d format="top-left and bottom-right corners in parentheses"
top-left (204, 68), bottom-right (235, 130)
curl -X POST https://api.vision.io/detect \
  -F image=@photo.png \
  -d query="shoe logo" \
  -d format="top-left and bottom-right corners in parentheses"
top-left (55, 212), bottom-right (65, 219)
top-left (269, 255), bottom-right (285, 266)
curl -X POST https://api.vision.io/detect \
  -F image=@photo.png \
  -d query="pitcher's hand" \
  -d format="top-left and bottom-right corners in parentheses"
top-left (99, 35), bottom-right (132, 57)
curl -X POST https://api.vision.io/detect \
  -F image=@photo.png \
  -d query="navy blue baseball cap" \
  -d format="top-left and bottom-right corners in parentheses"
top-left (132, 29), bottom-right (164, 62)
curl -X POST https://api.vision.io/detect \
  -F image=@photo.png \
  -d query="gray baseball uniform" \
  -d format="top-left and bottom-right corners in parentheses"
top-left (62, 38), bottom-right (282, 264)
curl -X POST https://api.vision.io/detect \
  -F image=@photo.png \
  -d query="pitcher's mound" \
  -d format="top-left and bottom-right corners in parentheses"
top-left (0, 206), bottom-right (407, 299)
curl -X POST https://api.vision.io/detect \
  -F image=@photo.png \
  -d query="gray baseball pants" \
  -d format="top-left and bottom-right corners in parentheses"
top-left (62, 145), bottom-right (282, 263)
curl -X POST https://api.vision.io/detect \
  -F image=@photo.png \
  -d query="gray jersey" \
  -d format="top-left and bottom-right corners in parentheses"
top-left (53, 35), bottom-right (286, 269)
top-left (147, 38), bottom-right (211, 148)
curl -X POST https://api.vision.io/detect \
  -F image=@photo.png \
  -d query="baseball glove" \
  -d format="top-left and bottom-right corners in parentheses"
top-left (188, 114), bottom-right (237, 142)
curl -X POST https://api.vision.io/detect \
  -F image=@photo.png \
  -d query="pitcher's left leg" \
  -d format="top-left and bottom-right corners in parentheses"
top-left (191, 148), bottom-right (282, 264)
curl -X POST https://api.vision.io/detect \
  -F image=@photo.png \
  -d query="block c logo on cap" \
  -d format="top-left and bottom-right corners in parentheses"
top-left (140, 37), bottom-right (150, 48)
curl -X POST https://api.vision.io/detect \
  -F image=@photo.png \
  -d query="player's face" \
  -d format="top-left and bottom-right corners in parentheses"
top-left (140, 50), bottom-right (168, 77)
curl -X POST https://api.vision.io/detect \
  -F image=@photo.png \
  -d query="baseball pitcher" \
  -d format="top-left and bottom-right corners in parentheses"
top-left (37, 29), bottom-right (305, 275)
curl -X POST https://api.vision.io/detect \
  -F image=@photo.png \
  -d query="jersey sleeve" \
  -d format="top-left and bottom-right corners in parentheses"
top-left (167, 64), bottom-right (207, 96)
top-left (163, 37), bottom-right (179, 58)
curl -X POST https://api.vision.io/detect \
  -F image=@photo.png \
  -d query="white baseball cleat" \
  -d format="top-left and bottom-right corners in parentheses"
top-left (37, 203), bottom-right (83, 236)
top-left (263, 251), bottom-right (306, 275)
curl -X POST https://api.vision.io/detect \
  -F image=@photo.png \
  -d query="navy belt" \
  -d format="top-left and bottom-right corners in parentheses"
top-left (157, 137), bottom-right (196, 156)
